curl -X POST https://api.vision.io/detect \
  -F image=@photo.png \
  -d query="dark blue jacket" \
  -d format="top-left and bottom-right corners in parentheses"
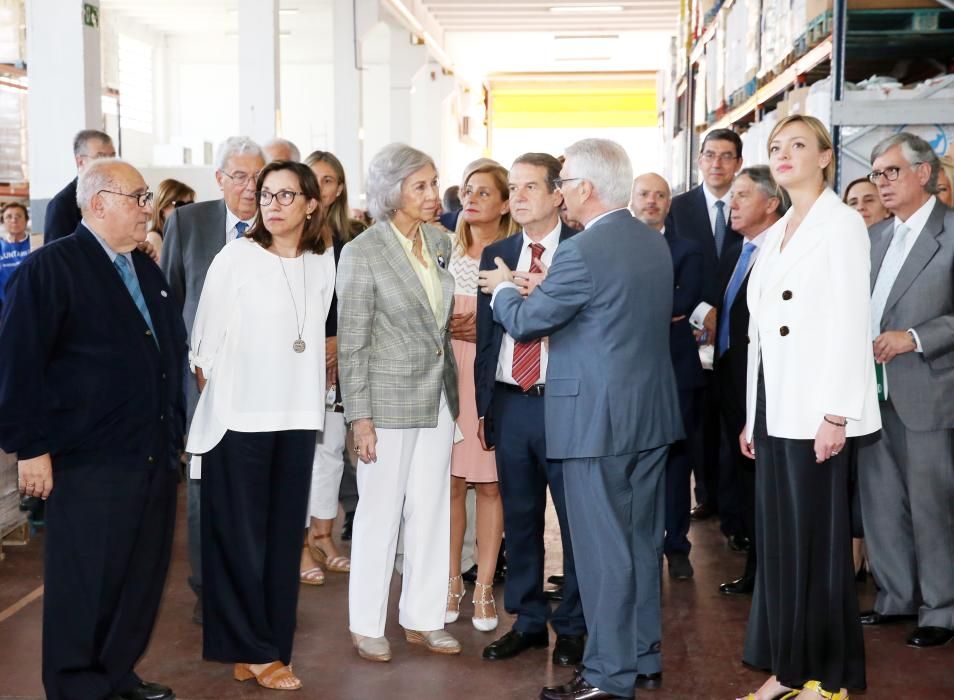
top-left (0, 224), bottom-right (187, 470)
top-left (43, 177), bottom-right (82, 244)
top-left (474, 222), bottom-right (577, 448)
top-left (665, 230), bottom-right (706, 392)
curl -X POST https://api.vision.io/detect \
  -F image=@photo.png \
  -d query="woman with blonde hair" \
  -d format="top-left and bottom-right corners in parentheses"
top-left (297, 150), bottom-right (366, 585)
top-left (737, 115), bottom-right (881, 700)
top-left (445, 161), bottom-right (518, 631)
top-left (147, 178), bottom-right (196, 260)
top-left (936, 156), bottom-right (954, 207)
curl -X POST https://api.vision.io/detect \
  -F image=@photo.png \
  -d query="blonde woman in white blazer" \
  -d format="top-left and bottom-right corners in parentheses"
top-left (736, 116), bottom-right (881, 700)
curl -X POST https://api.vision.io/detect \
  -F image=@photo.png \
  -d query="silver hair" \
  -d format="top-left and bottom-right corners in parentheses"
top-left (263, 137), bottom-right (301, 163)
top-left (214, 136), bottom-right (265, 172)
top-left (563, 138), bottom-right (633, 208)
top-left (73, 129), bottom-right (112, 157)
top-left (76, 157), bottom-right (130, 211)
top-left (366, 143), bottom-right (436, 221)
top-left (870, 132), bottom-right (940, 194)
top-left (737, 166), bottom-right (790, 216)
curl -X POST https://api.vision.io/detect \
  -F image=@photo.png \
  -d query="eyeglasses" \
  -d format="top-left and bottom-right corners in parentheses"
top-left (553, 177), bottom-right (582, 189)
top-left (867, 162), bottom-right (923, 184)
top-left (700, 152), bottom-right (739, 163)
top-left (220, 169), bottom-right (262, 186)
top-left (172, 200), bottom-right (194, 208)
top-left (257, 190), bottom-right (304, 206)
top-left (98, 190), bottom-right (154, 207)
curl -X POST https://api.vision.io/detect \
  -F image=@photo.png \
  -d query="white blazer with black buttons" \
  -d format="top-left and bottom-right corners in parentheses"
top-left (744, 187), bottom-right (882, 441)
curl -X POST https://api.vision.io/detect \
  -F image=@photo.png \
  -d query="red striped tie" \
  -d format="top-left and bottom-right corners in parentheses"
top-left (512, 243), bottom-right (545, 391)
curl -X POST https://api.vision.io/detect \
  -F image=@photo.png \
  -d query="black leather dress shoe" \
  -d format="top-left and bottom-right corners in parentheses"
top-left (546, 586), bottom-right (564, 601)
top-left (548, 574), bottom-right (565, 585)
top-left (690, 503), bottom-right (714, 520)
top-left (907, 626), bottom-right (954, 648)
top-left (541, 673), bottom-right (624, 700)
top-left (552, 634), bottom-right (585, 666)
top-left (483, 629), bottom-right (549, 660)
top-left (666, 552), bottom-right (693, 580)
top-left (720, 576), bottom-right (755, 596)
top-left (109, 680), bottom-right (175, 700)
top-left (635, 672), bottom-right (662, 690)
top-left (859, 610), bottom-right (916, 625)
top-left (462, 564), bottom-right (479, 583)
top-left (726, 535), bottom-right (751, 553)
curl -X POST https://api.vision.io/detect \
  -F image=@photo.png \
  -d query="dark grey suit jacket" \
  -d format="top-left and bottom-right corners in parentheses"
top-left (871, 199), bottom-right (954, 431)
top-left (159, 199), bottom-right (229, 423)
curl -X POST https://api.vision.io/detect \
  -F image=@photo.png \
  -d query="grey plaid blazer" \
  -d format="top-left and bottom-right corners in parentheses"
top-left (336, 220), bottom-right (459, 427)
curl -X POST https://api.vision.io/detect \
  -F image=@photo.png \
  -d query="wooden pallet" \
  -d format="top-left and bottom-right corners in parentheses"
top-left (0, 519), bottom-right (29, 562)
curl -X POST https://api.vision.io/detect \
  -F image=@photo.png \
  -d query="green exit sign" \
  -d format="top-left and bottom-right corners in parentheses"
top-left (83, 3), bottom-right (99, 29)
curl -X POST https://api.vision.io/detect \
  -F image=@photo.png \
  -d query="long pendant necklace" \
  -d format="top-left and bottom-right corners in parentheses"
top-left (278, 254), bottom-right (307, 353)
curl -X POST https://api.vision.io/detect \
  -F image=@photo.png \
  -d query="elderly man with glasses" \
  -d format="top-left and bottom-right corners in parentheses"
top-left (0, 158), bottom-right (187, 700)
top-left (857, 132), bottom-right (954, 649)
top-left (160, 135), bottom-right (266, 625)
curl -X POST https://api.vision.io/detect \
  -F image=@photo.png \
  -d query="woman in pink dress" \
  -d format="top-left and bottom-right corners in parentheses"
top-left (446, 162), bottom-right (518, 631)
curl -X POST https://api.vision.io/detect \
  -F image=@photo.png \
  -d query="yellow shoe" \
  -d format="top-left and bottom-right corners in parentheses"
top-left (802, 680), bottom-right (849, 700)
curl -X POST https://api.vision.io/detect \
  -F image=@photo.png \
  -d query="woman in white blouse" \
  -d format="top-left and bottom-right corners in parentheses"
top-left (187, 161), bottom-right (335, 692)
top-left (737, 115), bottom-right (880, 700)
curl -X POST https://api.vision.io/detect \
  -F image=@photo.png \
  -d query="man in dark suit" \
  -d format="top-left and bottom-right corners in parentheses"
top-left (858, 133), bottom-right (954, 648)
top-left (714, 166), bottom-right (786, 596)
top-left (160, 135), bottom-right (264, 624)
top-left (0, 159), bottom-right (186, 700)
top-left (631, 173), bottom-right (705, 583)
top-left (44, 129), bottom-right (115, 243)
top-left (666, 128), bottom-right (746, 546)
top-left (477, 153), bottom-right (585, 667)
top-left (480, 139), bottom-right (683, 700)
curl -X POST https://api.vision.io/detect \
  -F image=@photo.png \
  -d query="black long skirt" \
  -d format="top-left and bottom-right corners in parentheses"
top-left (742, 373), bottom-right (865, 692)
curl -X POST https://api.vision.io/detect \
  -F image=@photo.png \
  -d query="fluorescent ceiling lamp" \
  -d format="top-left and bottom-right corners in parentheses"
top-left (550, 5), bottom-right (624, 13)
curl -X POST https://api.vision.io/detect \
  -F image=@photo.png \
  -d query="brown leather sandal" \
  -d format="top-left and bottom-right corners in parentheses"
top-left (234, 661), bottom-right (302, 690)
top-left (309, 533), bottom-right (351, 573)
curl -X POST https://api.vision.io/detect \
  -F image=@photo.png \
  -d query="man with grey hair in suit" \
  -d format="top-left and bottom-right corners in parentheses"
top-left (262, 137), bottom-right (301, 163)
top-left (160, 135), bottom-right (265, 625)
top-left (858, 132), bottom-right (954, 649)
top-left (479, 139), bottom-right (683, 700)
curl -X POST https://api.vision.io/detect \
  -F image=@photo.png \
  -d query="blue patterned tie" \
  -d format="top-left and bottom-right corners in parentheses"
top-left (718, 241), bottom-right (756, 357)
top-left (714, 200), bottom-right (727, 259)
top-left (114, 255), bottom-right (158, 346)
top-left (235, 221), bottom-right (248, 239)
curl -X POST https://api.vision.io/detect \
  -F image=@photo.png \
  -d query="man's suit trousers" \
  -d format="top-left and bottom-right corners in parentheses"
top-left (563, 446), bottom-right (668, 698)
top-left (42, 465), bottom-right (177, 700)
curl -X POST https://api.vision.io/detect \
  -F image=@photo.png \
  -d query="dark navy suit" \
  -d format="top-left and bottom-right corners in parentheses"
top-left (475, 222), bottom-right (585, 638)
top-left (0, 224), bottom-right (187, 700)
top-left (663, 230), bottom-right (705, 557)
top-left (667, 185), bottom-right (743, 535)
top-left (43, 177), bottom-right (82, 244)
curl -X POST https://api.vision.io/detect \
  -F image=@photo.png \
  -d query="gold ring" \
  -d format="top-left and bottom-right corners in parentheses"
top-left (353, 446), bottom-right (360, 454)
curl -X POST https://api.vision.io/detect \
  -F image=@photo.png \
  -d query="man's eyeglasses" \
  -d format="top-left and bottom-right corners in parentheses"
top-left (553, 177), bottom-right (582, 189)
top-left (98, 190), bottom-right (154, 208)
top-left (220, 170), bottom-right (262, 187)
top-left (867, 163), bottom-right (923, 184)
top-left (700, 151), bottom-right (739, 163)
top-left (257, 190), bottom-right (304, 206)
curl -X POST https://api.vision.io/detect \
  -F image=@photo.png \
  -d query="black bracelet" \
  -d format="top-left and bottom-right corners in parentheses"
top-left (824, 416), bottom-right (848, 427)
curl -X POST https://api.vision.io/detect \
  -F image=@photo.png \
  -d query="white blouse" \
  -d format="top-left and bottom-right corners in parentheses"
top-left (186, 237), bottom-right (336, 473)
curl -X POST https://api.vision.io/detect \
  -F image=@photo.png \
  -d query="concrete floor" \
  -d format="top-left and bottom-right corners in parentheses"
top-left (0, 484), bottom-right (951, 699)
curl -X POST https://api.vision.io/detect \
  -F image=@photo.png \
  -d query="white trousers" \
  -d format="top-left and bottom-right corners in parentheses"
top-left (307, 410), bottom-right (347, 522)
top-left (348, 399), bottom-right (454, 637)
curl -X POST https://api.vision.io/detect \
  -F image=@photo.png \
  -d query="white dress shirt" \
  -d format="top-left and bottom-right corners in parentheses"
top-left (225, 207), bottom-right (255, 246)
top-left (495, 221), bottom-right (562, 386)
top-left (875, 196), bottom-right (937, 352)
top-left (186, 237), bottom-right (336, 475)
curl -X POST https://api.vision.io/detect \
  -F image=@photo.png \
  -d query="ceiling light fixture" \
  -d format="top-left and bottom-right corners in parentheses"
top-left (549, 5), bottom-right (624, 13)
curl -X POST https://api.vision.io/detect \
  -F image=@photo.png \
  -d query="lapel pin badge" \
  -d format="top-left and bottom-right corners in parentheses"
top-left (160, 290), bottom-right (168, 298)
top-left (437, 254), bottom-right (446, 269)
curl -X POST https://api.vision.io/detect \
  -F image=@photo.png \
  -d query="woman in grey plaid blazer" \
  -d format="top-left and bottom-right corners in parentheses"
top-left (337, 143), bottom-right (461, 662)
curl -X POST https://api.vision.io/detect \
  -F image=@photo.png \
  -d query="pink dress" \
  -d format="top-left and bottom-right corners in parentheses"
top-left (449, 242), bottom-right (498, 483)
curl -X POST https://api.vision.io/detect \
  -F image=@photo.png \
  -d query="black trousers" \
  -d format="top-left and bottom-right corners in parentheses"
top-left (492, 387), bottom-right (585, 635)
top-left (201, 429), bottom-right (316, 665)
top-left (43, 465), bottom-right (177, 700)
top-left (664, 387), bottom-right (699, 555)
top-left (743, 375), bottom-right (865, 691)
